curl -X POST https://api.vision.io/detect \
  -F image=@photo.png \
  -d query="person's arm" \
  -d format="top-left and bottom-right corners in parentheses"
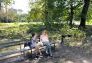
top-left (40, 35), bottom-right (42, 42)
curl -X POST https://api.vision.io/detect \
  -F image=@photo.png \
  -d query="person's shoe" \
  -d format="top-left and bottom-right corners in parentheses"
top-left (50, 55), bottom-right (53, 57)
top-left (46, 51), bottom-right (48, 54)
top-left (34, 58), bottom-right (38, 60)
top-left (39, 55), bottom-right (43, 58)
top-left (47, 56), bottom-right (52, 59)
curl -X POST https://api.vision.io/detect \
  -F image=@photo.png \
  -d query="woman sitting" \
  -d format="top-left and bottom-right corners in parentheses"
top-left (40, 30), bottom-right (52, 57)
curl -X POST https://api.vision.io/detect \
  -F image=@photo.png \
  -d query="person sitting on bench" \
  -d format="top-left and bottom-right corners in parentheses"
top-left (40, 30), bottom-right (52, 57)
top-left (24, 33), bottom-right (42, 57)
top-left (31, 33), bottom-right (43, 57)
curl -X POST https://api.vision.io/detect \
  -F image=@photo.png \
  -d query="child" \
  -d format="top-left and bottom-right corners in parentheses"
top-left (31, 33), bottom-right (43, 58)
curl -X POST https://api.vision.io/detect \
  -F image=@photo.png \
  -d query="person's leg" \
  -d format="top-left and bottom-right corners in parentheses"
top-left (36, 43), bottom-right (43, 55)
top-left (35, 46), bottom-right (39, 54)
top-left (46, 42), bottom-right (52, 56)
top-left (38, 45), bottom-right (42, 56)
top-left (43, 42), bottom-right (52, 56)
top-left (43, 42), bottom-right (48, 54)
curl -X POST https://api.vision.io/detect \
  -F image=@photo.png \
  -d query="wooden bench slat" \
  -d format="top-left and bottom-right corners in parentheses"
top-left (0, 42), bottom-right (56, 61)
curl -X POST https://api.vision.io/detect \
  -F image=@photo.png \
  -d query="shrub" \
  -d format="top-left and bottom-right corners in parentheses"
top-left (60, 24), bottom-right (86, 40)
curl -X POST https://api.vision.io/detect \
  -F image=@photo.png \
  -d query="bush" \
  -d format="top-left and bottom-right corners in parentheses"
top-left (60, 25), bottom-right (86, 40)
top-left (0, 24), bottom-right (29, 39)
top-left (59, 24), bottom-right (86, 46)
top-left (60, 24), bottom-right (86, 40)
top-left (0, 23), bottom-right (44, 39)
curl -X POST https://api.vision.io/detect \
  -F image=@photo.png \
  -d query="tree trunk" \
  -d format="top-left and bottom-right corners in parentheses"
top-left (0, 0), bottom-right (1, 21)
top-left (0, 1), bottom-right (1, 10)
top-left (69, 3), bottom-right (74, 27)
top-left (5, 5), bottom-right (8, 23)
top-left (44, 0), bottom-right (49, 29)
top-left (44, 10), bottom-right (49, 29)
top-left (79, 0), bottom-right (90, 28)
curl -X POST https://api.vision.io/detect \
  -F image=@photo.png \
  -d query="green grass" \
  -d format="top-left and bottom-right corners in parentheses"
top-left (0, 22), bottom-right (43, 28)
top-left (0, 22), bottom-right (44, 39)
top-left (86, 20), bottom-right (92, 25)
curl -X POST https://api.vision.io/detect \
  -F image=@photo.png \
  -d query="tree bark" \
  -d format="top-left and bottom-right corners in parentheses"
top-left (69, 3), bottom-right (74, 27)
top-left (0, 0), bottom-right (2, 21)
top-left (5, 5), bottom-right (8, 23)
top-left (79, 0), bottom-right (90, 28)
top-left (0, 1), bottom-right (1, 10)
top-left (44, 0), bottom-right (49, 29)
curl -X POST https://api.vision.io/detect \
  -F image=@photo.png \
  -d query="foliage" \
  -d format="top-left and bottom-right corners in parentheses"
top-left (60, 24), bottom-right (86, 39)
top-left (0, 23), bottom-right (26, 38)
top-left (0, 0), bottom-right (16, 22)
top-left (87, 3), bottom-right (92, 21)
top-left (2, 0), bottom-right (14, 5)
top-left (60, 24), bottom-right (86, 46)
top-left (28, 0), bottom-right (92, 29)
top-left (28, 0), bottom-right (82, 28)
top-left (28, 0), bottom-right (44, 22)
top-left (87, 20), bottom-right (92, 25)
top-left (0, 24), bottom-right (29, 39)
top-left (0, 22), bottom-right (44, 39)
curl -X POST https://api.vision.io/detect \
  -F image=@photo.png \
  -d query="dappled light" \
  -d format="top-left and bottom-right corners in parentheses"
top-left (65, 60), bottom-right (74, 63)
top-left (0, 0), bottom-right (92, 63)
top-left (82, 60), bottom-right (90, 63)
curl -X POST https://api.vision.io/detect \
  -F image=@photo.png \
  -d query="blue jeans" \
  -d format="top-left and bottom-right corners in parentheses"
top-left (43, 41), bottom-right (52, 56)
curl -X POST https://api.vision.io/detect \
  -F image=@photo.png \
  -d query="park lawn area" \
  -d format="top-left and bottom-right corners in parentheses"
top-left (0, 22), bottom-right (43, 29)
top-left (0, 21), bottom-right (89, 45)
top-left (86, 20), bottom-right (92, 25)
top-left (0, 22), bottom-right (89, 55)
top-left (0, 20), bottom-right (92, 29)
top-left (0, 22), bottom-right (45, 54)
top-left (0, 22), bottom-right (44, 42)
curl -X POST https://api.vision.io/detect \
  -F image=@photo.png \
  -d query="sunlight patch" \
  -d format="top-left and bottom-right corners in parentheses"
top-left (65, 60), bottom-right (74, 63)
top-left (82, 60), bottom-right (89, 63)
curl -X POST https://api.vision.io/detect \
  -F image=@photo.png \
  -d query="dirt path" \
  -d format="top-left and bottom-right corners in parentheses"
top-left (17, 37), bottom-right (92, 63)
top-left (32, 45), bottom-right (92, 63)
top-left (23, 35), bottom-right (92, 63)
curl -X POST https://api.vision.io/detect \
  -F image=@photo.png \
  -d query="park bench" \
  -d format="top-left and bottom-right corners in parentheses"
top-left (23, 41), bottom-right (56, 58)
top-left (61, 34), bottom-right (72, 45)
top-left (0, 40), bottom-right (28, 61)
top-left (0, 39), bottom-right (56, 62)
top-left (0, 34), bottom-right (73, 62)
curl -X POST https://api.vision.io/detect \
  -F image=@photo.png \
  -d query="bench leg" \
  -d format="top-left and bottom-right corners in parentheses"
top-left (61, 37), bottom-right (64, 45)
top-left (53, 43), bottom-right (55, 51)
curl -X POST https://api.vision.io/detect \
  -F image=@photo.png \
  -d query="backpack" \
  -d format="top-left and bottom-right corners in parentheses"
top-left (24, 41), bottom-right (32, 48)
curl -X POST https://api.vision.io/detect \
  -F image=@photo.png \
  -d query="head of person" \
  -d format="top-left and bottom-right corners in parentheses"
top-left (31, 33), bottom-right (35, 37)
top-left (31, 33), bottom-right (38, 38)
top-left (31, 33), bottom-right (38, 40)
top-left (42, 30), bottom-right (48, 35)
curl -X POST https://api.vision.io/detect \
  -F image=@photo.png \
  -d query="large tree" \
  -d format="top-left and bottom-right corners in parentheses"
top-left (0, 0), bottom-right (3, 21)
top-left (29, 0), bottom-right (90, 29)
top-left (65, 0), bottom-right (82, 27)
top-left (0, 0), bottom-right (2, 10)
top-left (2, 0), bottom-right (14, 22)
top-left (79, 0), bottom-right (90, 28)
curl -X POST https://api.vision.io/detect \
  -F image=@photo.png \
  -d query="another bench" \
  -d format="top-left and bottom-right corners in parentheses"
top-left (61, 34), bottom-right (72, 45)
